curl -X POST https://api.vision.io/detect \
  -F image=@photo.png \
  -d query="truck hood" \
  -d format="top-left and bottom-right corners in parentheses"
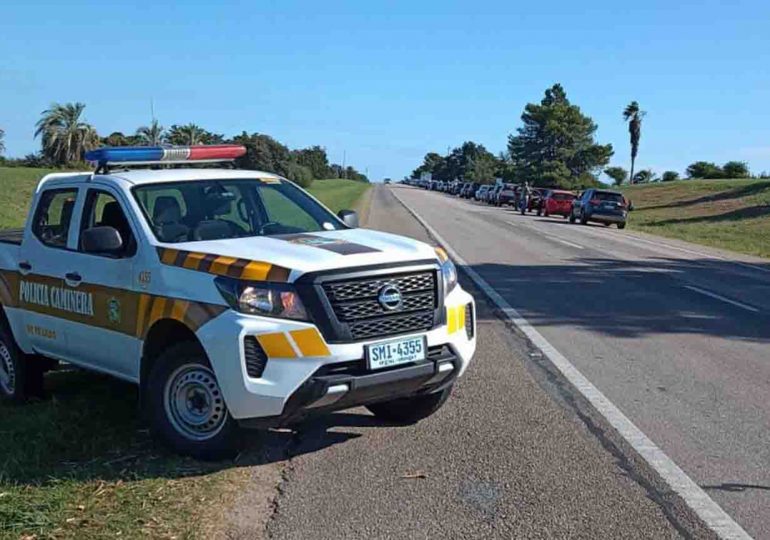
top-left (165, 228), bottom-right (439, 279)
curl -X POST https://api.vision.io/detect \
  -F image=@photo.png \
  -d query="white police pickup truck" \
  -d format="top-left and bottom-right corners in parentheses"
top-left (0, 145), bottom-right (476, 459)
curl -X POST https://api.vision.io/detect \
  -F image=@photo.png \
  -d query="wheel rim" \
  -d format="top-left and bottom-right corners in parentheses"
top-left (0, 340), bottom-right (16, 395)
top-left (164, 364), bottom-right (226, 441)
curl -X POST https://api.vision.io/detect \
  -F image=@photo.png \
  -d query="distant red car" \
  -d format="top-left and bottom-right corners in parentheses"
top-left (540, 189), bottom-right (576, 218)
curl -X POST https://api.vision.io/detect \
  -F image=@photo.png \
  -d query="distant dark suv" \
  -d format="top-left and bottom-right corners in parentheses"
top-left (569, 188), bottom-right (629, 229)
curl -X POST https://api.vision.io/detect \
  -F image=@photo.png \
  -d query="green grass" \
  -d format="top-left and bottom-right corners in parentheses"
top-left (619, 178), bottom-right (770, 258)
top-left (306, 178), bottom-right (371, 213)
top-left (0, 167), bottom-right (371, 539)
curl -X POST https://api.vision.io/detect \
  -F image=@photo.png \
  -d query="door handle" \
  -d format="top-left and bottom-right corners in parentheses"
top-left (18, 261), bottom-right (32, 273)
top-left (65, 272), bottom-right (82, 283)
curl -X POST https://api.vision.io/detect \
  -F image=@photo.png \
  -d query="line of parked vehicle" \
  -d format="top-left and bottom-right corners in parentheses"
top-left (403, 179), bottom-right (632, 229)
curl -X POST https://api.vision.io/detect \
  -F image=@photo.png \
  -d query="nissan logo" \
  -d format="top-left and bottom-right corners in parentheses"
top-left (378, 284), bottom-right (403, 311)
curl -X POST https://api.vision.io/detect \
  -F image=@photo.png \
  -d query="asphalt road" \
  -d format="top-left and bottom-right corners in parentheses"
top-left (384, 185), bottom-right (770, 539)
top-left (263, 185), bottom-right (716, 539)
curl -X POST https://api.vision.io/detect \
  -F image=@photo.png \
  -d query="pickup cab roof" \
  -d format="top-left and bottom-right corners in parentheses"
top-left (39, 168), bottom-right (282, 189)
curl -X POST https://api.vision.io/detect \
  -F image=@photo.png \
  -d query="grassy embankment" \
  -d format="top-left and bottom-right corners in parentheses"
top-left (0, 166), bottom-right (371, 540)
top-left (619, 178), bottom-right (770, 258)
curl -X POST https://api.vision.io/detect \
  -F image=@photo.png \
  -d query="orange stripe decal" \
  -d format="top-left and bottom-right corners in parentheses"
top-left (182, 252), bottom-right (207, 270)
top-left (240, 260), bottom-right (272, 281)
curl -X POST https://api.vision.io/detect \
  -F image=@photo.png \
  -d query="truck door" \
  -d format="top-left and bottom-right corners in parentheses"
top-left (18, 186), bottom-right (81, 359)
top-left (57, 185), bottom-right (143, 381)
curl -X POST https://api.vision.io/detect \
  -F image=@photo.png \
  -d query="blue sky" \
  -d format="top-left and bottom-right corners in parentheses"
top-left (2, 0), bottom-right (770, 181)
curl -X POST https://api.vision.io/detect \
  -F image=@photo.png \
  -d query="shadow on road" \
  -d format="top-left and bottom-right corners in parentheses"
top-left (466, 257), bottom-right (770, 342)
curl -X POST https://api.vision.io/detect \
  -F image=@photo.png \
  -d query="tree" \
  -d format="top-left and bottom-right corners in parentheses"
top-left (0, 127), bottom-right (5, 155)
top-left (623, 101), bottom-right (645, 185)
top-left (412, 152), bottom-right (445, 179)
top-left (661, 170), bottom-right (680, 182)
top-left (167, 124), bottom-right (224, 146)
top-left (632, 169), bottom-right (657, 184)
top-left (136, 119), bottom-right (166, 146)
top-left (34, 102), bottom-right (100, 165)
top-left (722, 161), bottom-right (750, 178)
top-left (508, 84), bottom-right (613, 188)
top-left (294, 145), bottom-right (332, 179)
top-left (604, 166), bottom-right (628, 186)
top-left (686, 161), bottom-right (723, 179)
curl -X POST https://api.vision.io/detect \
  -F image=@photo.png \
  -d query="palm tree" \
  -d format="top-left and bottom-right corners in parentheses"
top-left (136, 119), bottom-right (165, 146)
top-left (623, 101), bottom-right (645, 184)
top-left (167, 123), bottom-right (205, 146)
top-left (34, 102), bottom-right (99, 165)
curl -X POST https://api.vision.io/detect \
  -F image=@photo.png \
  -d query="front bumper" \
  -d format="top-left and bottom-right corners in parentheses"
top-left (239, 344), bottom-right (460, 428)
top-left (196, 286), bottom-right (476, 421)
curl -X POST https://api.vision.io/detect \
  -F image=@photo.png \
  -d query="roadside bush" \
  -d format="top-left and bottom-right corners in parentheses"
top-left (661, 171), bottom-right (680, 182)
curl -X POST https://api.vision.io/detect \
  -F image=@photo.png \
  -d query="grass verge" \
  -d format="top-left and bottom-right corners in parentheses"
top-left (620, 178), bottom-right (770, 258)
top-left (0, 167), bottom-right (371, 539)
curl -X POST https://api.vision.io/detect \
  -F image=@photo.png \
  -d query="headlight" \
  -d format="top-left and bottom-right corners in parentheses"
top-left (215, 277), bottom-right (309, 321)
top-left (435, 247), bottom-right (458, 293)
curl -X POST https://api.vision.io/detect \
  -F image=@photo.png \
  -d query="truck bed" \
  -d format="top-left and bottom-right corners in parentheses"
top-left (0, 228), bottom-right (24, 245)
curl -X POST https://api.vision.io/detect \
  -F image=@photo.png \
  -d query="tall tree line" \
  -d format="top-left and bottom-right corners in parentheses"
top-left (6, 102), bottom-right (368, 187)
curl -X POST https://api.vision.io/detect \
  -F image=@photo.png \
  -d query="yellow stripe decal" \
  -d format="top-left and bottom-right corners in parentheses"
top-left (290, 328), bottom-right (330, 357)
top-left (209, 255), bottom-right (239, 276)
top-left (171, 300), bottom-right (189, 322)
top-left (182, 252), bottom-right (207, 270)
top-left (458, 304), bottom-right (466, 333)
top-left (257, 332), bottom-right (297, 358)
top-left (241, 260), bottom-right (272, 281)
top-left (447, 306), bottom-right (458, 334)
top-left (161, 249), bottom-right (179, 265)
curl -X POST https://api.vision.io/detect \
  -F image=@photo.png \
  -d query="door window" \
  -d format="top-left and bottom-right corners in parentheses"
top-left (32, 188), bottom-right (78, 248)
top-left (79, 190), bottom-right (136, 257)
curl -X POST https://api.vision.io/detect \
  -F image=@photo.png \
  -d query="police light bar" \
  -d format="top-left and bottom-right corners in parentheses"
top-left (85, 145), bottom-right (247, 168)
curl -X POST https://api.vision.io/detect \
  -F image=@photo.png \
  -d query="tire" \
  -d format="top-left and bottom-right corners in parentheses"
top-left (568, 212), bottom-right (576, 224)
top-left (579, 211), bottom-right (588, 225)
top-left (537, 208), bottom-right (542, 216)
top-left (367, 386), bottom-right (452, 424)
top-left (544, 209), bottom-right (549, 217)
top-left (145, 341), bottom-right (240, 460)
top-left (617, 222), bottom-right (626, 229)
top-left (0, 322), bottom-right (44, 403)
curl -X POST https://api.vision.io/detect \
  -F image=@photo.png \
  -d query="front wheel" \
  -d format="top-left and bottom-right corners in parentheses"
top-left (579, 212), bottom-right (588, 225)
top-left (617, 222), bottom-right (627, 229)
top-left (367, 386), bottom-right (452, 424)
top-left (146, 341), bottom-right (240, 460)
top-left (568, 212), bottom-right (576, 223)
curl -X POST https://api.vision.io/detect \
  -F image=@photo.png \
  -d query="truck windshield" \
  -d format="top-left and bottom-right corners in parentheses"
top-left (133, 179), bottom-right (343, 243)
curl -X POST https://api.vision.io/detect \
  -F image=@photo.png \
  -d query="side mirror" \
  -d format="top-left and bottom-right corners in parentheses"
top-left (82, 226), bottom-right (123, 254)
top-left (338, 209), bottom-right (359, 228)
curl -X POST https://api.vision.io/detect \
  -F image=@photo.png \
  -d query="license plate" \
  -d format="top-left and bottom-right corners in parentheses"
top-left (366, 336), bottom-right (427, 370)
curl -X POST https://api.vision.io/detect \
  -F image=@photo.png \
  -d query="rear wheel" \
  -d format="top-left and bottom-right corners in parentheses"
top-left (579, 211), bottom-right (588, 225)
top-left (146, 341), bottom-right (240, 460)
top-left (617, 222), bottom-right (626, 229)
top-left (568, 211), bottom-right (576, 223)
top-left (537, 208), bottom-right (542, 216)
top-left (0, 323), bottom-right (44, 403)
top-left (367, 386), bottom-right (452, 424)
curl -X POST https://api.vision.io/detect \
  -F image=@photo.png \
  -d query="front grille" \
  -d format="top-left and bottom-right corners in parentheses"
top-left (320, 270), bottom-right (439, 341)
top-left (244, 336), bottom-right (268, 378)
top-left (465, 303), bottom-right (474, 340)
top-left (348, 311), bottom-right (435, 340)
top-left (323, 272), bottom-right (434, 302)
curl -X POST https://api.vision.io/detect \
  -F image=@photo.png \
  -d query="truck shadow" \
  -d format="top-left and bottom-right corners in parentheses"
top-left (0, 370), bottom-right (381, 487)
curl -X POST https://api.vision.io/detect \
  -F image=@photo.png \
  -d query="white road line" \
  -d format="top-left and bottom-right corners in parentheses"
top-left (390, 189), bottom-right (751, 540)
top-left (546, 236), bottom-right (584, 250)
top-left (683, 285), bottom-right (760, 313)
